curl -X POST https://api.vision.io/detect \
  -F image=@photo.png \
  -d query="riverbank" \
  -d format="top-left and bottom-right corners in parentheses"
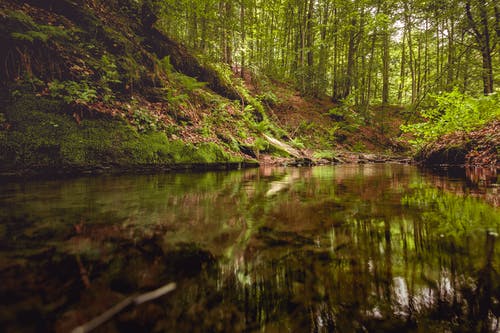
top-left (415, 120), bottom-right (499, 167)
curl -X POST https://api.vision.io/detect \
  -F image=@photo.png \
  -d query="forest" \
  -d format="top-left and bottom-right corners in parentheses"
top-left (1, 2), bottom-right (500, 333)
top-left (0, 0), bottom-right (499, 173)
top-left (161, 0), bottom-right (498, 100)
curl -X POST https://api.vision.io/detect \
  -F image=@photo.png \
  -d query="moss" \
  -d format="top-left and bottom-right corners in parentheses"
top-left (0, 95), bottom-right (243, 174)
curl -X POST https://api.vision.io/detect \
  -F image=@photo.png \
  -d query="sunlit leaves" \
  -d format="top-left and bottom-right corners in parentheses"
top-left (401, 89), bottom-right (500, 146)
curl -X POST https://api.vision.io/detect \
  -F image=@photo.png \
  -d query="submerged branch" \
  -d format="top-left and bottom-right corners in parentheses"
top-left (70, 282), bottom-right (176, 333)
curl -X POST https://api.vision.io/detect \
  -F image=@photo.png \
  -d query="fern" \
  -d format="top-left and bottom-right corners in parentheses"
top-left (48, 80), bottom-right (97, 104)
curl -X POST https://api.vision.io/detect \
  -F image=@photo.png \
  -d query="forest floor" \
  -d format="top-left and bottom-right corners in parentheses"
top-left (240, 73), bottom-right (411, 165)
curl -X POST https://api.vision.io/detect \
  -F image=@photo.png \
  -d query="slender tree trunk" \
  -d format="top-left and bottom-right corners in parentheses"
top-left (435, 15), bottom-right (441, 91)
top-left (345, 17), bottom-right (358, 99)
top-left (398, 31), bottom-right (406, 104)
top-left (225, 1), bottom-right (233, 65)
top-left (297, 0), bottom-right (306, 92)
top-left (366, 28), bottom-right (377, 108)
top-left (240, 0), bottom-right (245, 78)
top-left (332, 8), bottom-right (340, 101)
top-left (480, 48), bottom-right (494, 94)
top-left (381, 22), bottom-right (390, 104)
top-left (446, 20), bottom-right (455, 90)
top-left (306, 0), bottom-right (315, 92)
top-left (405, 6), bottom-right (417, 104)
top-left (318, 0), bottom-right (330, 95)
top-left (466, 0), bottom-right (494, 94)
top-left (200, 3), bottom-right (208, 50)
top-left (417, 35), bottom-right (422, 98)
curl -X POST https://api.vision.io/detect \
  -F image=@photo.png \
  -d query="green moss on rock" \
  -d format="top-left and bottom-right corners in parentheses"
top-left (0, 95), bottom-right (244, 174)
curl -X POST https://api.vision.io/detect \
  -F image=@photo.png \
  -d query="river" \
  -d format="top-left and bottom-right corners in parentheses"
top-left (0, 164), bottom-right (499, 332)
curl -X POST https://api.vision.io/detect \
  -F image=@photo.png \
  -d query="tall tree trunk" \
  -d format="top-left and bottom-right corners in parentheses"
top-left (240, 0), bottom-right (245, 78)
top-left (318, 0), bottom-right (330, 95)
top-left (404, 5), bottom-right (417, 104)
top-left (306, 0), bottom-right (315, 91)
top-left (200, 3), bottom-right (208, 50)
top-left (381, 22), bottom-right (390, 104)
top-left (435, 15), bottom-right (441, 91)
top-left (332, 8), bottom-right (341, 101)
top-left (466, 0), bottom-right (494, 94)
top-left (446, 19), bottom-right (455, 90)
top-left (345, 17), bottom-right (358, 99)
top-left (409, 44), bottom-right (416, 103)
top-left (225, 1), bottom-right (233, 65)
top-left (398, 31), bottom-right (406, 104)
top-left (365, 27), bottom-right (377, 109)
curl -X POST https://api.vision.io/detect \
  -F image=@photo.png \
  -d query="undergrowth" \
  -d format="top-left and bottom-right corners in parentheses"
top-left (401, 89), bottom-right (500, 148)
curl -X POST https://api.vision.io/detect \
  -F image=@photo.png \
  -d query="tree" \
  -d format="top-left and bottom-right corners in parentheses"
top-left (465, 0), bottom-right (495, 94)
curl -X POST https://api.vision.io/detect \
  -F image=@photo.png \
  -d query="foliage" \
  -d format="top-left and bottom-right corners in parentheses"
top-left (6, 10), bottom-right (71, 43)
top-left (402, 181), bottom-right (500, 239)
top-left (401, 89), bottom-right (500, 147)
top-left (130, 107), bottom-right (162, 133)
top-left (326, 124), bottom-right (340, 142)
top-left (312, 150), bottom-right (336, 160)
top-left (352, 142), bottom-right (366, 152)
top-left (158, 0), bottom-right (499, 106)
top-left (290, 137), bottom-right (305, 149)
top-left (253, 137), bottom-right (269, 154)
top-left (327, 108), bottom-right (345, 121)
top-left (159, 56), bottom-right (175, 74)
top-left (97, 54), bottom-right (121, 102)
top-left (48, 80), bottom-right (97, 105)
top-left (164, 88), bottom-right (189, 109)
top-left (257, 91), bottom-right (279, 106)
top-left (175, 74), bottom-right (207, 91)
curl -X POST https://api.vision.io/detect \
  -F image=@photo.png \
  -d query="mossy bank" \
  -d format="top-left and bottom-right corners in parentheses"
top-left (0, 95), bottom-right (254, 177)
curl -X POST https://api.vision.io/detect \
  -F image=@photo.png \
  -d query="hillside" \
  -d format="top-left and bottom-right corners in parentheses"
top-left (0, 0), bottom-right (412, 177)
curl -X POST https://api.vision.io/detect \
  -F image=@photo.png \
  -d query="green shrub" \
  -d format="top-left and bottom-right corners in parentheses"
top-left (352, 142), bottom-right (366, 152)
top-left (7, 10), bottom-right (71, 44)
top-left (97, 54), bottom-right (121, 102)
top-left (290, 137), bottom-right (305, 149)
top-left (312, 150), bottom-right (336, 160)
top-left (131, 107), bottom-right (162, 132)
top-left (257, 91), bottom-right (279, 106)
top-left (48, 80), bottom-right (97, 105)
top-left (401, 89), bottom-right (500, 147)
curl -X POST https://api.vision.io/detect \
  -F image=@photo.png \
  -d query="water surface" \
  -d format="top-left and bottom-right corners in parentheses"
top-left (0, 165), bottom-right (499, 332)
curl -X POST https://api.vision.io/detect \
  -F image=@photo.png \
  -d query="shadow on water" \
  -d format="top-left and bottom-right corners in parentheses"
top-left (0, 165), bottom-right (499, 332)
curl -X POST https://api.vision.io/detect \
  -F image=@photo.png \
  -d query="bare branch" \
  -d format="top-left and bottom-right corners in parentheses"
top-left (71, 282), bottom-right (176, 333)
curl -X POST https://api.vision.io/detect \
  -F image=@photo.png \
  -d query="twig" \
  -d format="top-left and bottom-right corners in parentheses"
top-left (71, 282), bottom-right (176, 333)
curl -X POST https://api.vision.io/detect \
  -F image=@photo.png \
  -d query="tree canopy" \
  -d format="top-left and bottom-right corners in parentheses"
top-left (157, 0), bottom-right (499, 104)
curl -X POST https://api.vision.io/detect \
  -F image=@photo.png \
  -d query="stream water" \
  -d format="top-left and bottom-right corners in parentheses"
top-left (0, 164), bottom-right (499, 333)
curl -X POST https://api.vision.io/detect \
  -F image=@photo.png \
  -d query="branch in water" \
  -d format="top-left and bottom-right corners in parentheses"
top-left (71, 282), bottom-right (176, 333)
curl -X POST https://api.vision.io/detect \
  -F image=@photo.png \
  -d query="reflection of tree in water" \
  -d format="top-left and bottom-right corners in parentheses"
top-left (188, 174), bottom-right (500, 332)
top-left (420, 166), bottom-right (499, 207)
top-left (0, 165), bottom-right (499, 332)
top-left (196, 226), bottom-right (499, 332)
